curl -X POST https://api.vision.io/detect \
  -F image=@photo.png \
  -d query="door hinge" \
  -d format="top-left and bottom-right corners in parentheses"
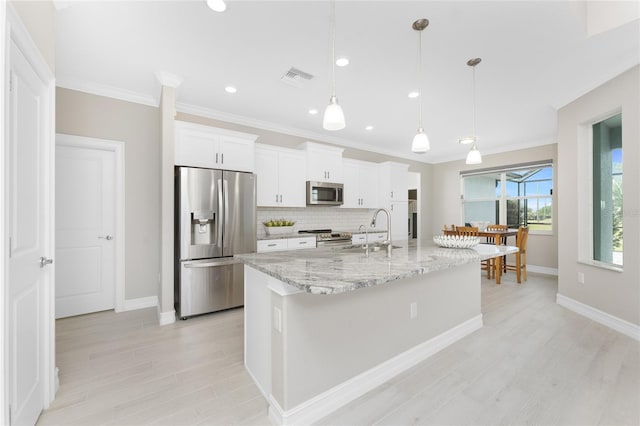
top-left (8, 237), bottom-right (11, 259)
top-left (9, 73), bottom-right (13, 92)
top-left (9, 404), bottom-right (12, 425)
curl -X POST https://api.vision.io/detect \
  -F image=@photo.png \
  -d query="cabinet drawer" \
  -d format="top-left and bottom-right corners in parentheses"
top-left (370, 233), bottom-right (386, 242)
top-left (257, 239), bottom-right (288, 252)
top-left (287, 237), bottom-right (316, 250)
top-left (351, 234), bottom-right (367, 244)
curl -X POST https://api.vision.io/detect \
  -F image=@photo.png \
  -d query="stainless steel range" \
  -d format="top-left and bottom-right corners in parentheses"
top-left (298, 229), bottom-right (352, 248)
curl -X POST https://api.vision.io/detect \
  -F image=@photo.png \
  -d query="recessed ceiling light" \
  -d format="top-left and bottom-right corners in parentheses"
top-left (365, 126), bottom-right (374, 131)
top-left (206, 0), bottom-right (226, 12)
top-left (408, 91), bottom-right (419, 99)
top-left (225, 86), bottom-right (237, 94)
top-left (336, 57), bottom-right (349, 67)
top-left (308, 109), bottom-right (318, 115)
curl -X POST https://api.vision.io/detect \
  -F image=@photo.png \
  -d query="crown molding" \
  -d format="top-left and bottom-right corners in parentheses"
top-left (175, 102), bottom-right (432, 165)
top-left (56, 77), bottom-right (158, 107)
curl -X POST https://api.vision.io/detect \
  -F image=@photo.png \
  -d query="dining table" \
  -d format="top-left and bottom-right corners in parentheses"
top-left (444, 228), bottom-right (519, 284)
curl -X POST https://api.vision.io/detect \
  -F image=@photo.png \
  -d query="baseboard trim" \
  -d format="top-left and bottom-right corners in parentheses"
top-left (268, 314), bottom-right (483, 425)
top-left (556, 293), bottom-right (640, 341)
top-left (122, 296), bottom-right (158, 312)
top-left (527, 265), bottom-right (558, 276)
top-left (156, 305), bottom-right (176, 326)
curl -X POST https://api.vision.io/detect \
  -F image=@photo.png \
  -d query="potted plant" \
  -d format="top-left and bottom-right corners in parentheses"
top-left (263, 219), bottom-right (295, 236)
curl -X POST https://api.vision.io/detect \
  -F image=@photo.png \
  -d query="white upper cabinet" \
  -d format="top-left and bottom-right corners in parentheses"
top-left (255, 144), bottom-right (306, 207)
top-left (378, 161), bottom-right (409, 203)
top-left (299, 141), bottom-right (343, 183)
top-left (342, 159), bottom-right (379, 208)
top-left (174, 120), bottom-right (258, 172)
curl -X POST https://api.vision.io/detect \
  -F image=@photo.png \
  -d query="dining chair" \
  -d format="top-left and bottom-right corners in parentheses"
top-left (482, 224), bottom-right (508, 278)
top-left (455, 226), bottom-right (478, 236)
top-left (505, 226), bottom-right (529, 283)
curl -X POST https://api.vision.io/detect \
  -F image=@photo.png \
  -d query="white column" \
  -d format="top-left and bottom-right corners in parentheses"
top-left (157, 72), bottom-right (183, 325)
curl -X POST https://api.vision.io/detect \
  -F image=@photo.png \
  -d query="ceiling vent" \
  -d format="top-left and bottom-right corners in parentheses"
top-left (280, 67), bottom-right (314, 88)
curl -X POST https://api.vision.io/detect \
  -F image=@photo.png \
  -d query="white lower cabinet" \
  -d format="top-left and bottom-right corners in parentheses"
top-left (351, 232), bottom-right (387, 245)
top-left (257, 236), bottom-right (316, 253)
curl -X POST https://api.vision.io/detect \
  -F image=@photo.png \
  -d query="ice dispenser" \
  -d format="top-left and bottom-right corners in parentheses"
top-left (191, 210), bottom-right (216, 246)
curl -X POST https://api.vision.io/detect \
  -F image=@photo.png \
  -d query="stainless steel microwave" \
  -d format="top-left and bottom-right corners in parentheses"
top-left (306, 181), bottom-right (344, 206)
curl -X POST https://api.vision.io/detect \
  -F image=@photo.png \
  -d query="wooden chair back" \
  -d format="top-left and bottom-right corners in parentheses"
top-left (505, 226), bottom-right (530, 283)
top-left (456, 226), bottom-right (479, 236)
top-left (485, 224), bottom-right (508, 244)
top-left (516, 226), bottom-right (530, 253)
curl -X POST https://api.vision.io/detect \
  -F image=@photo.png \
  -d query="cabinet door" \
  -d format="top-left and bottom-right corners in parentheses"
top-left (278, 151), bottom-right (306, 207)
top-left (389, 166), bottom-right (409, 201)
top-left (255, 148), bottom-right (279, 207)
top-left (218, 136), bottom-right (255, 172)
top-left (175, 126), bottom-right (218, 168)
top-left (341, 161), bottom-right (360, 208)
top-left (307, 150), bottom-right (342, 182)
top-left (359, 162), bottom-right (379, 208)
top-left (390, 202), bottom-right (409, 241)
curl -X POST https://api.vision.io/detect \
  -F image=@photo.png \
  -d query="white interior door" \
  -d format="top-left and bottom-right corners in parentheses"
top-left (55, 143), bottom-right (116, 318)
top-left (7, 39), bottom-right (51, 426)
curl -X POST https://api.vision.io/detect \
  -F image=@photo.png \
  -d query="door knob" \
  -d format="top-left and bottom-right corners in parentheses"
top-left (98, 235), bottom-right (113, 240)
top-left (40, 257), bottom-right (53, 268)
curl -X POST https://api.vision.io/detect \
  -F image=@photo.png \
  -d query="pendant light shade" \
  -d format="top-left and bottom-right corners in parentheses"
top-left (323, 96), bottom-right (345, 130)
top-left (462, 58), bottom-right (483, 164)
top-left (466, 145), bottom-right (482, 165)
top-left (412, 128), bottom-right (430, 153)
top-left (323, 1), bottom-right (345, 131)
top-left (411, 18), bottom-right (429, 153)
top-left (206, 0), bottom-right (226, 12)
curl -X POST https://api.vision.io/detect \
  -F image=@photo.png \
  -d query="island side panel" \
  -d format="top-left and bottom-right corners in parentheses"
top-left (244, 265), bottom-right (272, 398)
top-left (272, 261), bottom-right (481, 411)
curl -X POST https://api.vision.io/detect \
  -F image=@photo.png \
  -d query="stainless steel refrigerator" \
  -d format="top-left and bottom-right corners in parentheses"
top-left (175, 167), bottom-right (256, 319)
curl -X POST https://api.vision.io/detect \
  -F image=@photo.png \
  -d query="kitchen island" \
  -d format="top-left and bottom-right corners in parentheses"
top-left (237, 242), bottom-right (517, 425)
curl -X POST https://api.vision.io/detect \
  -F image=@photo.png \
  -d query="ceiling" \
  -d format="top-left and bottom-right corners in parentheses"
top-left (54, 1), bottom-right (640, 164)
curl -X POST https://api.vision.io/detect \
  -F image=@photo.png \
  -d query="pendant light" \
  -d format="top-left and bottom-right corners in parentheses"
top-left (411, 19), bottom-right (430, 153)
top-left (206, 0), bottom-right (226, 12)
top-left (462, 58), bottom-right (483, 164)
top-left (323, 0), bottom-right (345, 131)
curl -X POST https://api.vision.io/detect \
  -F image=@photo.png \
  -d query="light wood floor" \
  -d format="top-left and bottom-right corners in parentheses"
top-left (38, 273), bottom-right (640, 426)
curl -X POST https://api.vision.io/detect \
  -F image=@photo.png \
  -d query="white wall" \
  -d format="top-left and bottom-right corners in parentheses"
top-left (431, 144), bottom-right (558, 270)
top-left (557, 66), bottom-right (639, 326)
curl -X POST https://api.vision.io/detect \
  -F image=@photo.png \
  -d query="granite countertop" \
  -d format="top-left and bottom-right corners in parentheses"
top-left (236, 241), bottom-right (518, 295)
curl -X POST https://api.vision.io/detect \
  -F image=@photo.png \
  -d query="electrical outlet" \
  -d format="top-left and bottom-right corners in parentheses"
top-left (577, 272), bottom-right (585, 284)
top-left (273, 307), bottom-right (282, 333)
top-left (410, 302), bottom-right (418, 319)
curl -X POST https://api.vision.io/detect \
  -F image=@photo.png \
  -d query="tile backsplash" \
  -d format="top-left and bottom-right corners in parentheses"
top-left (257, 207), bottom-right (384, 237)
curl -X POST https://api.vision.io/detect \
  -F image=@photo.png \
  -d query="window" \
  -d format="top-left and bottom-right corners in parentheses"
top-left (592, 114), bottom-right (623, 267)
top-left (461, 162), bottom-right (553, 233)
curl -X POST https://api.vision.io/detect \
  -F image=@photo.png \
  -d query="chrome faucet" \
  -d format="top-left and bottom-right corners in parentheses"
top-left (370, 208), bottom-right (392, 257)
top-left (358, 224), bottom-right (370, 257)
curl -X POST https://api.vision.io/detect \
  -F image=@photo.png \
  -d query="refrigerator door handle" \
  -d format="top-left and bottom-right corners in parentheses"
top-left (224, 178), bottom-right (229, 240)
top-left (217, 178), bottom-right (224, 249)
top-left (183, 259), bottom-right (239, 268)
